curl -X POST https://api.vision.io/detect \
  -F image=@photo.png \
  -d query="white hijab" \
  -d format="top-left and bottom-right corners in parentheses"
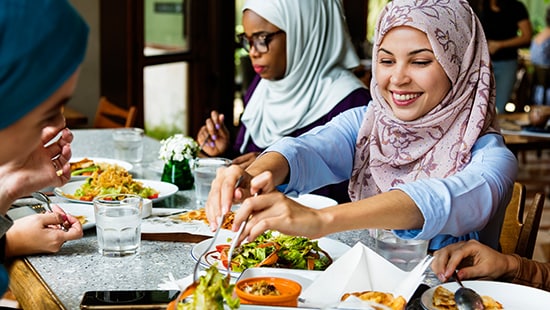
top-left (240, 0), bottom-right (365, 152)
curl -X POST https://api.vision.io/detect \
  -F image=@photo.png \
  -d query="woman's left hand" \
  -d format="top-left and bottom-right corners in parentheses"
top-left (4, 205), bottom-right (83, 257)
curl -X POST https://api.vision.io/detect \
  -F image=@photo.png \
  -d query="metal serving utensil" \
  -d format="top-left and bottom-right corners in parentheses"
top-left (32, 192), bottom-right (69, 232)
top-left (453, 270), bottom-right (484, 310)
top-left (176, 175), bottom-right (243, 305)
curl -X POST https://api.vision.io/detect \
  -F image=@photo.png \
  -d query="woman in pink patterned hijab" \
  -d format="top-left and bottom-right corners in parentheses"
top-left (206, 0), bottom-right (517, 252)
top-left (349, 0), bottom-right (498, 198)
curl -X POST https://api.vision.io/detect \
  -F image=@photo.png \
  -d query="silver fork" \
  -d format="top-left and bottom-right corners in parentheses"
top-left (32, 192), bottom-right (69, 232)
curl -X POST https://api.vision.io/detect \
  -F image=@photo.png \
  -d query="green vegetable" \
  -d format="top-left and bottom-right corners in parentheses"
top-left (178, 265), bottom-right (239, 310)
top-left (230, 230), bottom-right (332, 272)
top-left (70, 165), bottom-right (99, 176)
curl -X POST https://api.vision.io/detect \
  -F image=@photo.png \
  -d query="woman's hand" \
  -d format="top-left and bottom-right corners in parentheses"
top-left (197, 110), bottom-right (230, 157)
top-left (4, 204), bottom-right (83, 257)
top-left (431, 239), bottom-right (519, 282)
top-left (0, 127), bottom-right (73, 213)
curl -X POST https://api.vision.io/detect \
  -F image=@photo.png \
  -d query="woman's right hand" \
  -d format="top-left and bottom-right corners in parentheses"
top-left (197, 110), bottom-right (230, 157)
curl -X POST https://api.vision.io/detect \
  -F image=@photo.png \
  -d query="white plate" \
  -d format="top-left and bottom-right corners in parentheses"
top-left (290, 194), bottom-right (337, 209)
top-left (421, 280), bottom-right (550, 309)
top-left (191, 230), bottom-right (350, 277)
top-left (53, 179), bottom-right (179, 204)
top-left (70, 157), bottom-right (133, 181)
top-left (56, 203), bottom-right (95, 230)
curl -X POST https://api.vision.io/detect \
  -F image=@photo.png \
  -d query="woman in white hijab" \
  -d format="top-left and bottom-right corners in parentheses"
top-left (197, 0), bottom-right (371, 203)
top-left (206, 0), bottom-right (517, 253)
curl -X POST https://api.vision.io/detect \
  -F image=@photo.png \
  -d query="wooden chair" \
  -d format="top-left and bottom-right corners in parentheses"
top-left (93, 96), bottom-right (137, 128)
top-left (499, 182), bottom-right (545, 259)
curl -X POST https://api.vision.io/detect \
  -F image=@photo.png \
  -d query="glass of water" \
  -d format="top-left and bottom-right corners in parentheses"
top-left (93, 194), bottom-right (143, 257)
top-left (192, 157), bottom-right (231, 208)
top-left (374, 229), bottom-right (429, 271)
top-left (112, 127), bottom-right (144, 163)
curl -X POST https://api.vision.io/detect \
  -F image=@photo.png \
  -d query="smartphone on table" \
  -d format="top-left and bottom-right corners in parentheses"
top-left (79, 290), bottom-right (180, 309)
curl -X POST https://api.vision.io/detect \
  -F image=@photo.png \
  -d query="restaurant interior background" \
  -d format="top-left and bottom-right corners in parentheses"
top-left (66, 0), bottom-right (550, 262)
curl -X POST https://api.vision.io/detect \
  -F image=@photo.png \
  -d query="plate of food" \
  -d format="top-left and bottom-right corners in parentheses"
top-left (191, 230), bottom-right (350, 277)
top-left (57, 203), bottom-right (95, 230)
top-left (70, 157), bottom-right (133, 181)
top-left (54, 178), bottom-right (178, 204)
top-left (421, 280), bottom-right (550, 309)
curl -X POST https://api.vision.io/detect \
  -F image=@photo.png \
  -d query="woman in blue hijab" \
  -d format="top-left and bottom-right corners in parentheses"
top-left (0, 0), bottom-right (88, 294)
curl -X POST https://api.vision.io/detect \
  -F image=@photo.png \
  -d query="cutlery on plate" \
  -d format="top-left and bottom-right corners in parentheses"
top-left (32, 192), bottom-right (69, 232)
top-left (453, 270), bottom-right (484, 310)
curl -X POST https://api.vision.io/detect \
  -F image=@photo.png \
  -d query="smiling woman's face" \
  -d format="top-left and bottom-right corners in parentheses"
top-left (242, 10), bottom-right (287, 80)
top-left (0, 69), bottom-right (80, 165)
top-left (375, 26), bottom-right (451, 121)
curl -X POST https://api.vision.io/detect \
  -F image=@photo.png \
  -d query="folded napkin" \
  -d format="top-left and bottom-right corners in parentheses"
top-left (300, 242), bottom-right (432, 308)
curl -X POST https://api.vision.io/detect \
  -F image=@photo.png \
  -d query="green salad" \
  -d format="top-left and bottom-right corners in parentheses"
top-left (177, 265), bottom-right (239, 310)
top-left (227, 230), bottom-right (333, 272)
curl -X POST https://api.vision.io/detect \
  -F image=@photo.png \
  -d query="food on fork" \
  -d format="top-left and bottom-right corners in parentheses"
top-left (341, 290), bottom-right (406, 310)
top-left (176, 208), bottom-right (234, 229)
top-left (432, 285), bottom-right (503, 310)
top-left (63, 166), bottom-right (159, 201)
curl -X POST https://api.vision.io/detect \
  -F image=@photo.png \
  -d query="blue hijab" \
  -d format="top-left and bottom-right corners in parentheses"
top-left (0, 0), bottom-right (89, 129)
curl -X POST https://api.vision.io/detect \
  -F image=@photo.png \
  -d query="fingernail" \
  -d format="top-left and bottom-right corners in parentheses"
top-left (209, 142), bottom-right (215, 147)
top-left (61, 214), bottom-right (68, 222)
top-left (215, 124), bottom-right (220, 130)
top-left (211, 135), bottom-right (217, 140)
top-left (437, 273), bottom-right (446, 282)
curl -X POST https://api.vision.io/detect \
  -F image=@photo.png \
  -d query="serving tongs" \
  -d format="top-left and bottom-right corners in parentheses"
top-left (176, 176), bottom-right (244, 304)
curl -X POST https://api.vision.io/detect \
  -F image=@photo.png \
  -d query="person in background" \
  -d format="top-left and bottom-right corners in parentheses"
top-left (431, 239), bottom-right (550, 292)
top-left (197, 0), bottom-right (371, 203)
top-left (530, 5), bottom-right (550, 105)
top-left (206, 0), bottom-right (517, 252)
top-left (0, 0), bottom-right (88, 294)
top-left (469, 0), bottom-right (533, 113)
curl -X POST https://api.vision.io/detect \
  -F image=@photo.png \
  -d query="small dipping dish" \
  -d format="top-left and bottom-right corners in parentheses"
top-left (235, 276), bottom-right (302, 307)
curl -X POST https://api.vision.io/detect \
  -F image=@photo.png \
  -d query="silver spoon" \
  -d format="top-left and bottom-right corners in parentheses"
top-left (453, 270), bottom-right (484, 310)
top-left (32, 192), bottom-right (69, 232)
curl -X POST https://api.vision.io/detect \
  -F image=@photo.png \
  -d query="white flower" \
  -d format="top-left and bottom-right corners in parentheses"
top-left (158, 134), bottom-right (199, 163)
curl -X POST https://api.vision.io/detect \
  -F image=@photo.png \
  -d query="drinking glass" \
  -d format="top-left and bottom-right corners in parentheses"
top-left (112, 128), bottom-right (144, 163)
top-left (374, 229), bottom-right (429, 271)
top-left (192, 157), bottom-right (231, 207)
top-left (93, 194), bottom-right (143, 257)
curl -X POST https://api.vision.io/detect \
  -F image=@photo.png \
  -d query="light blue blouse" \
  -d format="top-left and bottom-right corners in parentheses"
top-left (266, 106), bottom-right (518, 250)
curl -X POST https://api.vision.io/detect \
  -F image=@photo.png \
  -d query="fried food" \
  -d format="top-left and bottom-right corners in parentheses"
top-left (74, 215), bottom-right (87, 225)
top-left (177, 208), bottom-right (234, 229)
top-left (432, 286), bottom-right (503, 310)
top-left (341, 291), bottom-right (406, 310)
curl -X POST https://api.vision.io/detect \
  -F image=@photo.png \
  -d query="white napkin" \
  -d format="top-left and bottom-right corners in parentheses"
top-left (300, 242), bottom-right (432, 308)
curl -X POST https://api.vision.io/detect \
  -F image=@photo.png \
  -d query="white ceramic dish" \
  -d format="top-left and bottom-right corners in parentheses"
top-left (191, 229), bottom-right (350, 277)
top-left (421, 280), bottom-right (550, 309)
top-left (56, 203), bottom-right (96, 230)
top-left (53, 179), bottom-right (178, 204)
top-left (70, 157), bottom-right (133, 181)
top-left (289, 194), bottom-right (337, 209)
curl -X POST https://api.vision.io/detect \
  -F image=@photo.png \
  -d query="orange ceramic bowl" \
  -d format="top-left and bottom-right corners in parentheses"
top-left (235, 276), bottom-right (302, 307)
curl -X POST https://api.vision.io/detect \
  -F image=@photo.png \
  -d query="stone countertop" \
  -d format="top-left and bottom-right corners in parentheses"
top-left (21, 129), bottom-right (438, 309)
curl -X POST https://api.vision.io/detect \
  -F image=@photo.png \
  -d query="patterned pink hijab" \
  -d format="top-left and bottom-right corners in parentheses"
top-left (349, 0), bottom-right (499, 200)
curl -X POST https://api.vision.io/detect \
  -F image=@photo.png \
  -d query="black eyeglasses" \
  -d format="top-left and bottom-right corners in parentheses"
top-left (237, 30), bottom-right (284, 53)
